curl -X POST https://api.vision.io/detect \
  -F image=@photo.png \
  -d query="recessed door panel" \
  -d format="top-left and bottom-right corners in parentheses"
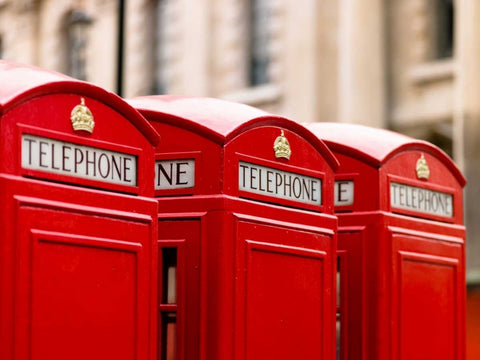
top-left (337, 229), bottom-right (366, 360)
top-left (12, 192), bottom-right (152, 360)
top-left (246, 241), bottom-right (325, 359)
top-left (391, 231), bottom-right (464, 360)
top-left (398, 251), bottom-right (458, 360)
top-left (236, 218), bottom-right (335, 360)
top-left (30, 230), bottom-right (139, 360)
top-left (157, 219), bottom-right (201, 360)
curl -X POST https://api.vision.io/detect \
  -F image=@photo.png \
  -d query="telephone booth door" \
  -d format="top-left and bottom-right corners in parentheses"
top-left (306, 122), bottom-right (466, 360)
top-left (0, 61), bottom-right (159, 360)
top-left (129, 95), bottom-right (339, 360)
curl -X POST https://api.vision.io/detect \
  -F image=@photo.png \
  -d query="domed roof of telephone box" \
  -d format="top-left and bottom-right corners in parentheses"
top-left (305, 122), bottom-right (465, 186)
top-left (0, 60), bottom-right (159, 146)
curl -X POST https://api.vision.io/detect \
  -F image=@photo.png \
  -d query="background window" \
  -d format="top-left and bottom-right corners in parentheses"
top-left (426, 123), bottom-right (453, 157)
top-left (65, 10), bottom-right (92, 80)
top-left (249, 0), bottom-right (270, 86)
top-left (154, 0), bottom-right (169, 94)
top-left (435, 0), bottom-right (454, 59)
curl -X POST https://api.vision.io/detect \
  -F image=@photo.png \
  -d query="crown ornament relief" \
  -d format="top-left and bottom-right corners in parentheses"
top-left (416, 154), bottom-right (430, 180)
top-left (71, 97), bottom-right (94, 133)
top-left (273, 130), bottom-right (291, 160)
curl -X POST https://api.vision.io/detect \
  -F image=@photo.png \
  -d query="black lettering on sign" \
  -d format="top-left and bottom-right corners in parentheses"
top-left (85, 150), bottom-right (96, 176)
top-left (98, 153), bottom-right (110, 179)
top-left (390, 182), bottom-right (453, 218)
top-left (21, 134), bottom-right (137, 186)
top-left (62, 145), bottom-right (71, 172)
top-left (176, 162), bottom-right (189, 185)
top-left (266, 170), bottom-right (274, 193)
top-left (238, 161), bottom-right (322, 206)
top-left (39, 141), bottom-right (49, 168)
top-left (123, 158), bottom-right (132, 183)
top-left (23, 137), bottom-right (36, 165)
top-left (334, 180), bottom-right (354, 206)
top-left (51, 143), bottom-right (60, 170)
top-left (155, 159), bottom-right (195, 190)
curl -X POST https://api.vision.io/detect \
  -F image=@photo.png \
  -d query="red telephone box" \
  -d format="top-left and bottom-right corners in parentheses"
top-left (128, 95), bottom-right (339, 360)
top-left (0, 61), bottom-right (160, 360)
top-left (306, 123), bottom-right (466, 360)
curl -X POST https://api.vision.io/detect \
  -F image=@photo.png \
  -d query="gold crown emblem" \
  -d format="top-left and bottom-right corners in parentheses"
top-left (71, 97), bottom-right (94, 133)
top-left (273, 130), bottom-right (291, 160)
top-left (416, 154), bottom-right (430, 180)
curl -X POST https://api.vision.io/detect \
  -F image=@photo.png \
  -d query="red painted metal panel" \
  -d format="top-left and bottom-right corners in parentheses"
top-left (2, 94), bottom-right (156, 195)
top-left (384, 152), bottom-right (463, 224)
top-left (306, 123), bottom-right (466, 360)
top-left (233, 216), bottom-right (336, 360)
top-left (127, 95), bottom-right (269, 141)
top-left (0, 61), bottom-right (159, 360)
top-left (397, 252), bottom-right (457, 359)
top-left (244, 241), bottom-right (326, 359)
top-left (336, 229), bottom-right (367, 360)
top-left (29, 231), bottom-right (139, 360)
top-left (0, 61), bottom-right (159, 147)
top-left (305, 122), bottom-right (465, 186)
top-left (150, 191), bottom-right (338, 360)
top-left (225, 126), bottom-right (335, 213)
top-left (466, 288), bottom-right (480, 360)
top-left (157, 219), bottom-right (201, 360)
top-left (128, 95), bottom-right (338, 170)
top-left (0, 176), bottom-right (157, 360)
top-left (390, 229), bottom-right (465, 360)
top-left (129, 96), bottom-right (339, 360)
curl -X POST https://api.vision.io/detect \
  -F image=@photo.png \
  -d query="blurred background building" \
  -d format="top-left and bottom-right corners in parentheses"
top-left (1, 0), bottom-right (479, 357)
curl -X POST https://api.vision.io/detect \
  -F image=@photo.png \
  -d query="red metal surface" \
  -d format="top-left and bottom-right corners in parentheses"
top-left (237, 218), bottom-right (331, 359)
top-left (130, 95), bottom-right (338, 360)
top-left (0, 61), bottom-right (159, 360)
top-left (128, 95), bottom-right (338, 168)
top-left (308, 122), bottom-right (465, 185)
top-left (0, 61), bottom-right (159, 146)
top-left (306, 122), bottom-right (466, 360)
top-left (466, 288), bottom-right (480, 360)
top-left (1, 176), bottom-right (157, 360)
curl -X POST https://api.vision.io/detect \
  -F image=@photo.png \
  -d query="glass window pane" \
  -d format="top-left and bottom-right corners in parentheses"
top-left (336, 312), bottom-right (341, 360)
top-left (161, 312), bottom-right (177, 360)
top-left (249, 0), bottom-right (270, 86)
top-left (167, 265), bottom-right (176, 304)
top-left (336, 256), bottom-right (341, 307)
top-left (162, 248), bottom-right (177, 304)
top-left (66, 11), bottom-right (92, 80)
top-left (336, 256), bottom-right (341, 359)
top-left (436, 0), bottom-right (454, 59)
top-left (154, 0), bottom-right (170, 94)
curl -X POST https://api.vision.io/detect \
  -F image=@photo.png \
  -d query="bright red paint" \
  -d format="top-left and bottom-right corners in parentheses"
top-left (1, 60), bottom-right (466, 360)
top-left (466, 288), bottom-right (480, 359)
top-left (0, 61), bottom-right (160, 360)
top-left (306, 122), bottom-right (466, 360)
top-left (129, 95), bottom-right (339, 360)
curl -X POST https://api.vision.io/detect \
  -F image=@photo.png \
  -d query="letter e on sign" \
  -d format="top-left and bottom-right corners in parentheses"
top-left (334, 180), bottom-right (354, 206)
top-left (21, 134), bottom-right (137, 186)
top-left (156, 159), bottom-right (195, 190)
top-left (238, 161), bottom-right (322, 206)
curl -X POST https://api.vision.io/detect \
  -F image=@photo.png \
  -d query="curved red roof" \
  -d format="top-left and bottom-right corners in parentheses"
top-left (128, 95), bottom-right (274, 142)
top-left (305, 122), bottom-right (465, 186)
top-left (128, 95), bottom-right (339, 170)
top-left (0, 60), bottom-right (159, 146)
top-left (129, 95), bottom-right (268, 135)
